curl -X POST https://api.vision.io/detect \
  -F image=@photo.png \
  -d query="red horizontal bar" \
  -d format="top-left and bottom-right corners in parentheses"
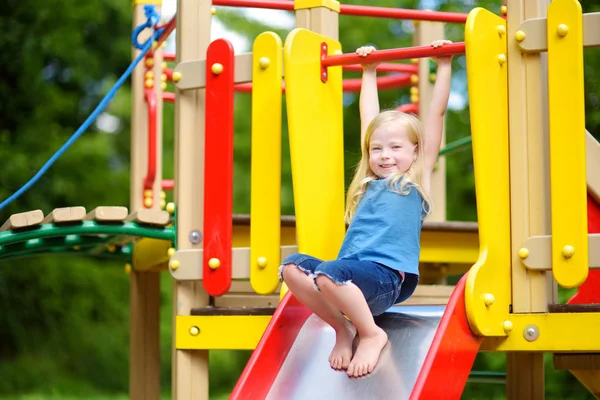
top-left (162, 179), bottom-right (174, 191)
top-left (343, 63), bottom-right (418, 74)
top-left (163, 52), bottom-right (176, 61)
top-left (397, 103), bottom-right (419, 114)
top-left (163, 92), bottom-right (175, 103)
top-left (340, 4), bottom-right (467, 23)
top-left (211, 0), bottom-right (467, 23)
top-left (234, 74), bottom-right (411, 94)
top-left (323, 42), bottom-right (465, 68)
top-left (212, 0), bottom-right (293, 11)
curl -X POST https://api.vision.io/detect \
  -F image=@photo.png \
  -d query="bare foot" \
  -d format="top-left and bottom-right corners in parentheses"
top-left (329, 322), bottom-right (357, 370)
top-left (347, 327), bottom-right (388, 377)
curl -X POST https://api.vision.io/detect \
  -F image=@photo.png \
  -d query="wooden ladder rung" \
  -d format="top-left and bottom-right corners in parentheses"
top-left (85, 206), bottom-right (129, 222)
top-left (1, 210), bottom-right (44, 232)
top-left (42, 206), bottom-right (87, 224)
top-left (126, 209), bottom-right (170, 226)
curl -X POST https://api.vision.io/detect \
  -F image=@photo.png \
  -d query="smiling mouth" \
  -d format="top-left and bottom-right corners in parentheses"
top-left (380, 164), bottom-right (396, 168)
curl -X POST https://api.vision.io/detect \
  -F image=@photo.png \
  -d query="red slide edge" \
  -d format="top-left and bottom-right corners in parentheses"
top-left (230, 292), bottom-right (312, 400)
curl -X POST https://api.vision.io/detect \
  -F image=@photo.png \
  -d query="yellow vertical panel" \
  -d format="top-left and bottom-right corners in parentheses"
top-left (547, 0), bottom-right (588, 289)
top-left (250, 32), bottom-right (284, 295)
top-left (464, 8), bottom-right (511, 336)
top-left (283, 28), bottom-right (345, 260)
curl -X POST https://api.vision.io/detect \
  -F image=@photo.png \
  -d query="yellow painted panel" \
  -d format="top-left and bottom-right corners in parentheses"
top-left (420, 231), bottom-right (479, 265)
top-left (464, 8), bottom-right (511, 336)
top-left (547, 0), bottom-right (588, 288)
top-left (133, 238), bottom-right (172, 271)
top-left (294, 0), bottom-right (340, 12)
top-left (176, 315), bottom-right (271, 350)
top-left (481, 312), bottom-right (600, 352)
top-left (283, 29), bottom-right (345, 260)
top-left (250, 32), bottom-right (284, 295)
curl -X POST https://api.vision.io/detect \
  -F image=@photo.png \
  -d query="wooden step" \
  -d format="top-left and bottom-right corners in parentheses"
top-left (42, 206), bottom-right (86, 224)
top-left (190, 306), bottom-right (276, 316)
top-left (85, 206), bottom-right (129, 222)
top-left (126, 209), bottom-right (170, 226)
top-left (548, 304), bottom-right (600, 313)
top-left (1, 210), bottom-right (44, 232)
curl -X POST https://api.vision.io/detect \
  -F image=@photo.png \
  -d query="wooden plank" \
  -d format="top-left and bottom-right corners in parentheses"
top-left (554, 354), bottom-right (600, 370)
top-left (1, 210), bottom-right (44, 231)
top-left (214, 294), bottom-right (280, 308)
top-left (190, 306), bottom-right (275, 316)
top-left (42, 206), bottom-right (86, 224)
top-left (126, 208), bottom-right (170, 226)
top-left (85, 206), bottom-right (128, 222)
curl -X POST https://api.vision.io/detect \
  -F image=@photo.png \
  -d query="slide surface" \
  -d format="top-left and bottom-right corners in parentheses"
top-left (264, 305), bottom-right (443, 400)
top-left (231, 275), bottom-right (481, 400)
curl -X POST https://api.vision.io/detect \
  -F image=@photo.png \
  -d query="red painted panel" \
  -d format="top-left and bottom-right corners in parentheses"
top-left (230, 293), bottom-right (313, 400)
top-left (568, 193), bottom-right (600, 304)
top-left (410, 274), bottom-right (482, 399)
top-left (203, 38), bottom-right (235, 296)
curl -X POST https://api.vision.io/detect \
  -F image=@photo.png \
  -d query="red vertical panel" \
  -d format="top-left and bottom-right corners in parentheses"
top-left (410, 274), bottom-right (482, 399)
top-left (203, 38), bottom-right (234, 296)
top-left (568, 193), bottom-right (600, 304)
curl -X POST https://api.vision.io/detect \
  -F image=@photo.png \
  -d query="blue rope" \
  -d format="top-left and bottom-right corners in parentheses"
top-left (0, 6), bottom-right (164, 212)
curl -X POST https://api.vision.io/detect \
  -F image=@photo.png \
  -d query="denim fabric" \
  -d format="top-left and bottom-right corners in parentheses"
top-left (280, 253), bottom-right (403, 316)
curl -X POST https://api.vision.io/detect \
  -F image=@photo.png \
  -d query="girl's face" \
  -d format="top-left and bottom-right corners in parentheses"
top-left (368, 121), bottom-right (417, 178)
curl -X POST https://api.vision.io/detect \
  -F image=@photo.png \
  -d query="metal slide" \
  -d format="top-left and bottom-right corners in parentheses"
top-left (231, 275), bottom-right (481, 400)
top-left (264, 306), bottom-right (443, 400)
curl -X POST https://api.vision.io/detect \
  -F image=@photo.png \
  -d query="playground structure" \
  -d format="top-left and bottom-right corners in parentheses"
top-left (1, 0), bottom-right (600, 398)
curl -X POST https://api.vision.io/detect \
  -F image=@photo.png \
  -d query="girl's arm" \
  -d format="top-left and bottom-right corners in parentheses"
top-left (422, 40), bottom-right (453, 190)
top-left (356, 46), bottom-right (380, 147)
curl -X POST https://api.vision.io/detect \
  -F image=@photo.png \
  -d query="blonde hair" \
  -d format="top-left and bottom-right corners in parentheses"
top-left (344, 110), bottom-right (432, 224)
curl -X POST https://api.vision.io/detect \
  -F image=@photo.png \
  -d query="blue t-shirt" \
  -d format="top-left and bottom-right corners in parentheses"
top-left (337, 178), bottom-right (425, 302)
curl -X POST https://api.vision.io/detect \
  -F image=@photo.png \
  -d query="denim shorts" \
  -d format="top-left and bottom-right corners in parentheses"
top-left (279, 253), bottom-right (404, 316)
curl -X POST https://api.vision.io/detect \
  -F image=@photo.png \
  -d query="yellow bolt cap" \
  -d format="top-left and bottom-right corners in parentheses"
top-left (170, 260), bottom-right (180, 271)
top-left (503, 320), bottom-right (513, 333)
top-left (557, 24), bottom-right (569, 37)
top-left (144, 79), bottom-right (154, 88)
top-left (497, 54), bottom-right (507, 64)
top-left (410, 94), bottom-right (419, 104)
top-left (211, 63), bottom-right (223, 75)
top-left (172, 71), bottom-right (182, 82)
top-left (500, 5), bottom-right (507, 15)
top-left (208, 258), bottom-right (221, 269)
top-left (161, 82), bottom-right (167, 90)
top-left (562, 245), bottom-right (575, 258)
top-left (168, 247), bottom-right (176, 257)
top-left (410, 86), bottom-right (419, 95)
top-left (160, 191), bottom-right (167, 200)
top-left (258, 57), bottom-right (270, 69)
top-left (518, 248), bottom-right (529, 259)
top-left (145, 71), bottom-right (154, 79)
top-left (497, 25), bottom-right (506, 36)
top-left (257, 257), bottom-right (268, 268)
top-left (211, 7), bottom-right (216, 15)
top-left (144, 197), bottom-right (153, 208)
top-left (410, 74), bottom-right (419, 84)
top-left (160, 199), bottom-right (166, 209)
top-left (483, 293), bottom-right (495, 306)
top-left (166, 202), bottom-right (175, 214)
top-left (145, 58), bottom-right (154, 68)
top-left (190, 326), bottom-right (200, 336)
top-left (515, 30), bottom-right (526, 42)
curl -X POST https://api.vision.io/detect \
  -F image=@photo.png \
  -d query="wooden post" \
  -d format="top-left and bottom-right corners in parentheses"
top-left (172, 1), bottom-right (213, 399)
top-left (505, 0), bottom-right (552, 398)
top-left (130, 3), bottom-right (163, 399)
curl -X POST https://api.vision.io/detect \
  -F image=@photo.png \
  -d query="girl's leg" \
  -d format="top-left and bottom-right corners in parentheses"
top-left (280, 258), bottom-right (357, 370)
top-left (314, 260), bottom-right (400, 378)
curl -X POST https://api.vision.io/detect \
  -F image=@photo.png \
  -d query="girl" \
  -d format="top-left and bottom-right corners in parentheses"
top-left (279, 39), bottom-right (453, 378)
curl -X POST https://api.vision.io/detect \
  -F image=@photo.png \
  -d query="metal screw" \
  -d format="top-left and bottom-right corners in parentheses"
top-left (189, 230), bottom-right (202, 244)
top-left (523, 325), bottom-right (539, 342)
